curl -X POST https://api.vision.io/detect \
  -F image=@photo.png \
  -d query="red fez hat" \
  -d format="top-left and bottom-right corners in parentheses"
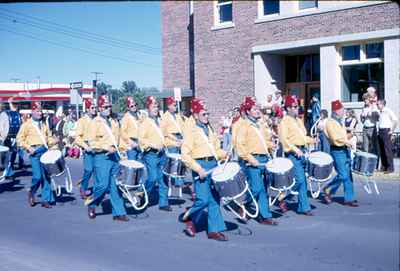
top-left (243, 96), bottom-right (257, 111)
top-left (166, 96), bottom-right (175, 106)
top-left (32, 101), bottom-right (42, 111)
top-left (239, 103), bottom-right (246, 113)
top-left (284, 95), bottom-right (298, 108)
top-left (190, 98), bottom-right (200, 112)
top-left (146, 96), bottom-right (157, 109)
top-left (331, 100), bottom-right (343, 111)
top-left (191, 99), bottom-right (205, 114)
top-left (98, 95), bottom-right (110, 108)
top-left (126, 96), bottom-right (136, 107)
top-left (84, 98), bottom-right (94, 109)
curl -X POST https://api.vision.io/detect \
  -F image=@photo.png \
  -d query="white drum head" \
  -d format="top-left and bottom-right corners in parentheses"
top-left (355, 151), bottom-right (378, 159)
top-left (120, 159), bottom-right (144, 169)
top-left (212, 162), bottom-right (240, 182)
top-left (40, 150), bottom-right (62, 164)
top-left (0, 145), bottom-right (9, 153)
top-left (308, 151), bottom-right (333, 166)
top-left (266, 158), bottom-right (293, 173)
top-left (166, 153), bottom-right (181, 160)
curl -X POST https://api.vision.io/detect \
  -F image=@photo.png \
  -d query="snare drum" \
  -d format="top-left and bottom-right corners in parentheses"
top-left (163, 153), bottom-right (186, 178)
top-left (40, 150), bottom-right (65, 177)
top-left (266, 157), bottom-right (295, 191)
top-left (352, 151), bottom-right (378, 176)
top-left (211, 162), bottom-right (248, 202)
top-left (118, 160), bottom-right (146, 186)
top-left (307, 151), bottom-right (333, 180)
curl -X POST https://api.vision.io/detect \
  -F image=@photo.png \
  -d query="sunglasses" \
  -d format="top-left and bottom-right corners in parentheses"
top-left (201, 112), bottom-right (210, 116)
top-left (102, 105), bottom-right (111, 109)
top-left (291, 105), bottom-right (298, 109)
top-left (129, 104), bottom-right (137, 107)
top-left (89, 106), bottom-right (96, 109)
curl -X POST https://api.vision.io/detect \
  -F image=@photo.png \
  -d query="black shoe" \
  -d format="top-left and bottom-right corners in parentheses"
top-left (159, 206), bottom-right (173, 212)
top-left (88, 207), bottom-right (96, 219)
top-left (113, 215), bottom-right (129, 222)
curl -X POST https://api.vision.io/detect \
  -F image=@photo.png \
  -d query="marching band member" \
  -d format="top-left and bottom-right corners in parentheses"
top-left (16, 101), bottom-right (57, 208)
top-left (160, 96), bottom-right (185, 186)
top-left (120, 96), bottom-right (141, 160)
top-left (181, 99), bottom-right (228, 241)
top-left (278, 95), bottom-right (315, 216)
top-left (323, 100), bottom-right (358, 207)
top-left (86, 95), bottom-right (128, 221)
top-left (74, 98), bottom-right (97, 199)
top-left (231, 103), bottom-right (246, 159)
top-left (139, 96), bottom-right (171, 211)
top-left (236, 97), bottom-right (278, 225)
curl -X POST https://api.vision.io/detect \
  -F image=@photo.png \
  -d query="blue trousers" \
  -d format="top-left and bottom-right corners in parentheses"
top-left (143, 150), bottom-right (169, 207)
top-left (30, 146), bottom-right (54, 203)
top-left (80, 151), bottom-right (95, 191)
top-left (325, 148), bottom-right (355, 202)
top-left (286, 152), bottom-right (311, 213)
top-left (188, 159), bottom-right (226, 233)
top-left (243, 155), bottom-right (272, 219)
top-left (89, 153), bottom-right (126, 216)
top-left (127, 147), bottom-right (140, 161)
top-left (164, 146), bottom-right (184, 187)
top-left (3, 138), bottom-right (17, 177)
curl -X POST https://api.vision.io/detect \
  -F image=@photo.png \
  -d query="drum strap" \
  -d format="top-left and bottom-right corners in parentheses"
top-left (128, 114), bottom-right (138, 130)
top-left (32, 122), bottom-right (48, 149)
top-left (199, 129), bottom-right (219, 161)
top-left (170, 113), bottom-right (182, 134)
top-left (251, 125), bottom-right (270, 157)
top-left (101, 121), bottom-right (122, 158)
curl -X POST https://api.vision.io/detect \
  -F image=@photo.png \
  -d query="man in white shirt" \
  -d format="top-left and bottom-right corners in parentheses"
top-left (360, 95), bottom-right (379, 155)
top-left (377, 100), bottom-right (398, 173)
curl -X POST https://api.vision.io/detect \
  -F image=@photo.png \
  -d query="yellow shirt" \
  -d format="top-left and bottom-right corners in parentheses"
top-left (138, 117), bottom-right (164, 151)
top-left (324, 118), bottom-right (348, 147)
top-left (74, 115), bottom-right (93, 149)
top-left (181, 123), bottom-right (227, 173)
top-left (120, 111), bottom-right (141, 150)
top-left (237, 118), bottom-right (273, 165)
top-left (279, 115), bottom-right (313, 153)
top-left (160, 111), bottom-right (185, 148)
top-left (231, 117), bottom-right (244, 150)
top-left (88, 116), bottom-right (120, 152)
top-left (16, 119), bottom-right (56, 150)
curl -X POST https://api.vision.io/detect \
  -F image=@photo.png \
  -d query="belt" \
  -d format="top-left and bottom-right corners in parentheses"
top-left (93, 149), bottom-right (108, 154)
top-left (330, 145), bottom-right (347, 151)
top-left (364, 126), bottom-right (375, 129)
top-left (31, 144), bottom-right (45, 148)
top-left (147, 148), bottom-right (161, 154)
top-left (252, 153), bottom-right (267, 158)
top-left (195, 156), bottom-right (215, 162)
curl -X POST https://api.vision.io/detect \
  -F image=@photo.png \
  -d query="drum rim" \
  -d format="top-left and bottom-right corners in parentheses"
top-left (266, 158), bottom-right (293, 173)
top-left (211, 162), bottom-right (240, 182)
top-left (0, 146), bottom-right (10, 152)
top-left (40, 149), bottom-right (63, 164)
top-left (119, 159), bottom-right (145, 169)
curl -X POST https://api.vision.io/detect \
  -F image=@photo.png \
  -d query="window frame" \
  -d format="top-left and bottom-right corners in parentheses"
top-left (213, 0), bottom-right (234, 29)
top-left (298, 0), bottom-right (318, 12)
top-left (340, 41), bottom-right (384, 66)
top-left (258, 0), bottom-right (280, 19)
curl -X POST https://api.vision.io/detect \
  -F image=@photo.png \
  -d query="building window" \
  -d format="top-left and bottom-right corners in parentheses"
top-left (342, 45), bottom-right (360, 61)
top-left (285, 54), bottom-right (320, 83)
top-left (340, 42), bottom-right (384, 102)
top-left (366, 42), bottom-right (384, 59)
top-left (263, 0), bottom-right (280, 16)
top-left (216, 0), bottom-right (232, 24)
top-left (299, 0), bottom-right (318, 10)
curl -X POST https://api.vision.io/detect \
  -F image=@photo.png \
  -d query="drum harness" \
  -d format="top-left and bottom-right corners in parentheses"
top-left (103, 121), bottom-right (149, 210)
top-left (32, 123), bottom-right (73, 197)
top-left (249, 125), bottom-right (296, 206)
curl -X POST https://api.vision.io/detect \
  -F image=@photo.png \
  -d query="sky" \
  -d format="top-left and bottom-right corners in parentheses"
top-left (0, 1), bottom-right (162, 90)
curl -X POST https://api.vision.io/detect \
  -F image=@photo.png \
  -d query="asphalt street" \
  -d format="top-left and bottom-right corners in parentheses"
top-left (0, 158), bottom-right (399, 271)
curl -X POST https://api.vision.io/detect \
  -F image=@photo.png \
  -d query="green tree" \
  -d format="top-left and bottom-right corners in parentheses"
top-left (121, 81), bottom-right (139, 94)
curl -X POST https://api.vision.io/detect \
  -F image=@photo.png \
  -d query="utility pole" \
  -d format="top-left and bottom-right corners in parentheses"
top-left (91, 72), bottom-right (103, 103)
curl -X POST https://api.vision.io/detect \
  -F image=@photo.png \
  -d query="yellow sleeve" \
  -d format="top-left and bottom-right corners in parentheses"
top-left (236, 124), bottom-right (258, 165)
top-left (325, 120), bottom-right (347, 146)
top-left (181, 127), bottom-right (203, 173)
top-left (278, 120), bottom-right (300, 154)
top-left (74, 118), bottom-right (88, 149)
top-left (16, 123), bottom-right (30, 150)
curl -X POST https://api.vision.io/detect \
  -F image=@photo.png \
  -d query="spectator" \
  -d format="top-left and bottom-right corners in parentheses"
top-left (377, 100), bottom-right (398, 173)
top-left (273, 90), bottom-right (283, 107)
top-left (265, 94), bottom-right (274, 115)
top-left (308, 94), bottom-right (321, 132)
top-left (344, 109), bottom-right (358, 132)
top-left (317, 109), bottom-right (330, 153)
top-left (360, 95), bottom-right (379, 156)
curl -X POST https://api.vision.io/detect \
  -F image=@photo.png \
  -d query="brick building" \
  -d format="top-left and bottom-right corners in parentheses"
top-left (162, 1), bottom-right (399, 126)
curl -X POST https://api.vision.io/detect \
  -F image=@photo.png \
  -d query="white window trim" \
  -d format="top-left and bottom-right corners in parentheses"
top-left (298, 1), bottom-right (318, 12)
top-left (255, 2), bottom-right (390, 24)
top-left (213, 0), bottom-right (233, 27)
top-left (340, 41), bottom-right (384, 65)
top-left (257, 0), bottom-right (280, 20)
